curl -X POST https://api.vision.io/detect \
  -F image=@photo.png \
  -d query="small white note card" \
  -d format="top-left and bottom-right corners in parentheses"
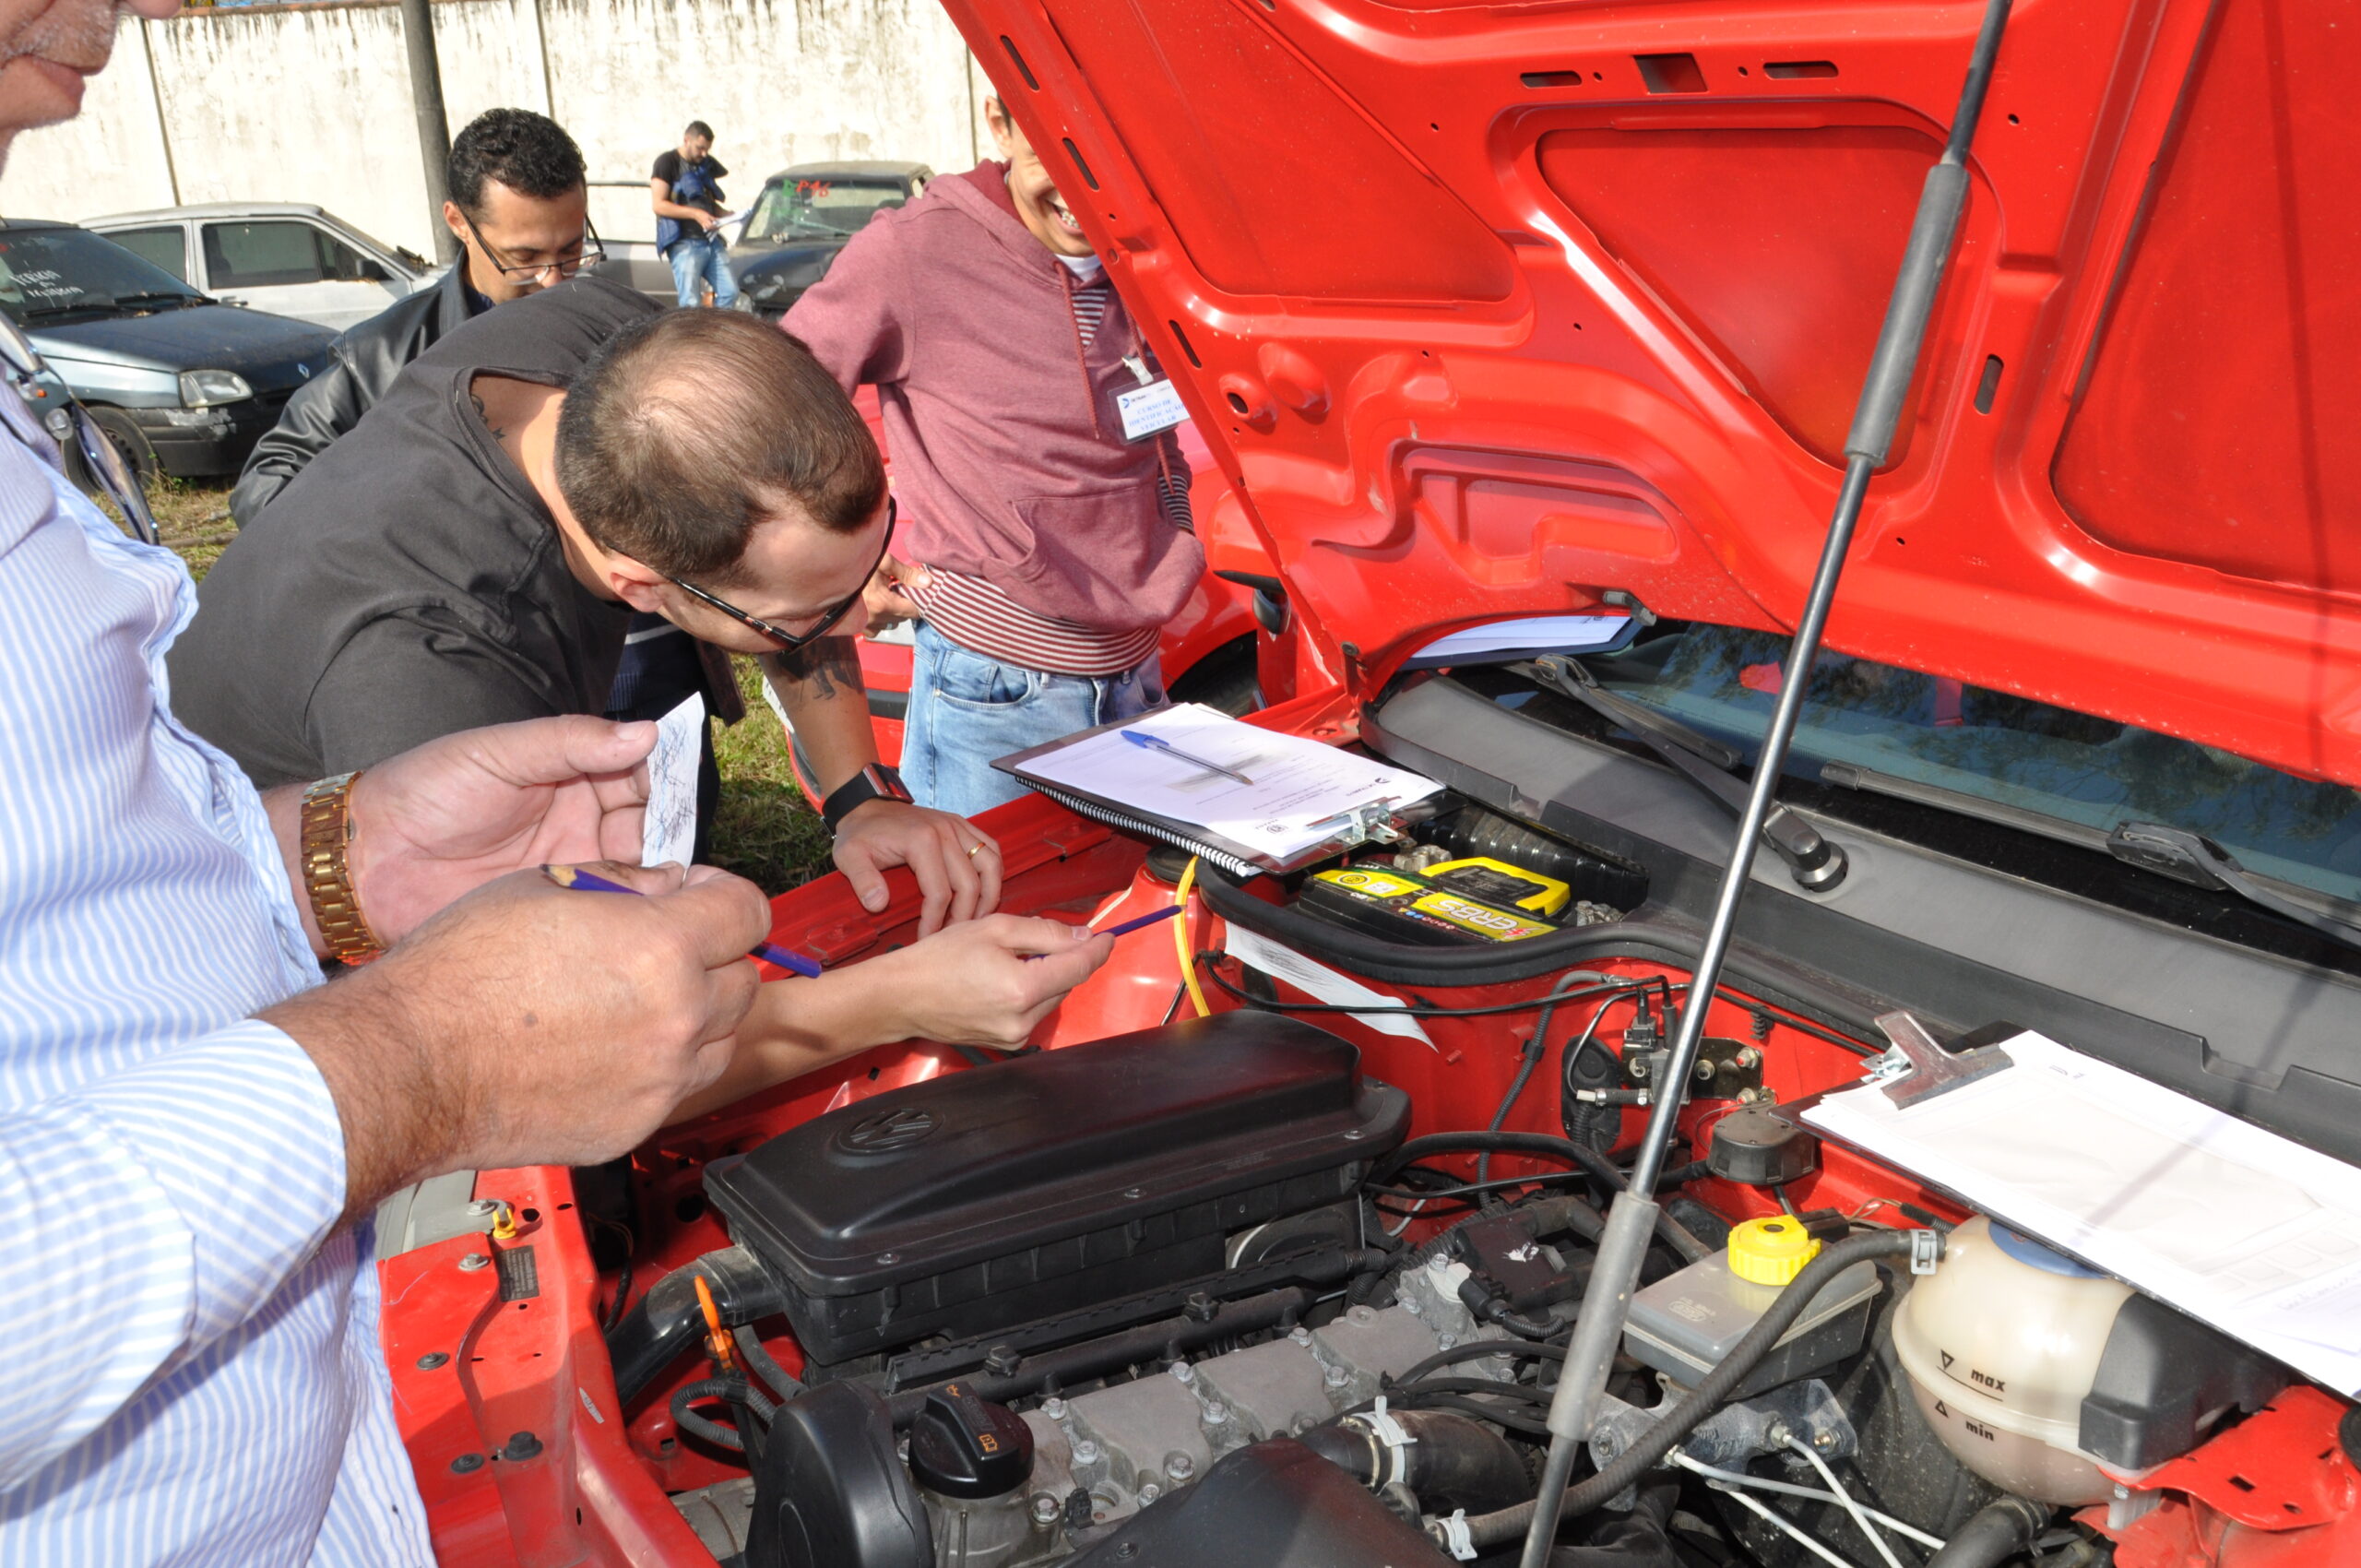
top-left (640, 692), bottom-right (706, 868)
top-left (1804, 1028), bottom-right (2361, 1394)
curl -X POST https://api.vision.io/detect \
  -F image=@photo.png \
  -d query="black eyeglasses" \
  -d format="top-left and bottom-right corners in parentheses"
top-left (665, 498), bottom-right (896, 652)
top-left (460, 210), bottom-right (608, 285)
top-left (0, 311), bottom-right (159, 545)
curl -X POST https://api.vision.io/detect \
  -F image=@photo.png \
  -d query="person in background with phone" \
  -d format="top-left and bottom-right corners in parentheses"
top-left (651, 118), bottom-right (739, 309)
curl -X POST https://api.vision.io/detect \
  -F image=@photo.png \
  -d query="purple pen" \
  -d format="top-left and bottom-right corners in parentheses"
top-left (543, 864), bottom-right (824, 978)
top-left (1023, 902), bottom-right (1184, 959)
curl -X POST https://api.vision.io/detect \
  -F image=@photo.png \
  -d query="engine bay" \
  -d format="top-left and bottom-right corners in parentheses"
top-left (381, 663), bottom-right (2361, 1568)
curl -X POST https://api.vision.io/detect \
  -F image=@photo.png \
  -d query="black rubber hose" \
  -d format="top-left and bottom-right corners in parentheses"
top-left (670, 1376), bottom-right (753, 1452)
top-left (1375, 1134), bottom-right (1710, 1262)
top-left (1927, 1497), bottom-right (2050, 1568)
top-left (606, 1245), bottom-right (786, 1408)
top-left (1303, 1409), bottom-right (1536, 1515)
top-left (1464, 1229), bottom-right (1934, 1549)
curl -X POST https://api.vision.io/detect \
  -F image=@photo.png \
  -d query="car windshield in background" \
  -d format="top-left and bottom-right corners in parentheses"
top-left (745, 178), bottom-right (907, 244)
top-left (0, 228), bottom-right (205, 323)
top-left (1583, 624), bottom-right (2361, 906)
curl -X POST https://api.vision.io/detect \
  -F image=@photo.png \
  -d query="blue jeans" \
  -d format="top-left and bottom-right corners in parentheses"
top-left (666, 232), bottom-right (740, 309)
top-left (902, 621), bottom-right (1168, 817)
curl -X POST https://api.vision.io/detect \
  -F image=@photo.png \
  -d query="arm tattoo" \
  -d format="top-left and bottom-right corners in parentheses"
top-left (765, 636), bottom-right (861, 704)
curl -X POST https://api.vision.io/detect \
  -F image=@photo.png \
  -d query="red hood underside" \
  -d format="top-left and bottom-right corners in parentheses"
top-left (941, 0), bottom-right (2361, 785)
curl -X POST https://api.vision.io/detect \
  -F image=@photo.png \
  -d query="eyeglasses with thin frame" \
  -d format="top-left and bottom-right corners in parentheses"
top-left (459, 209), bottom-right (608, 285)
top-left (664, 498), bottom-right (896, 653)
top-left (0, 311), bottom-right (160, 545)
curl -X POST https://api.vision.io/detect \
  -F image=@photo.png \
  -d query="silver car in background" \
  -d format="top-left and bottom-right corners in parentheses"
top-left (86, 202), bottom-right (431, 333)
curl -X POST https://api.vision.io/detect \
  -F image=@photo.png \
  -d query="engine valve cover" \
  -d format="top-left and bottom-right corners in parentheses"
top-left (706, 1013), bottom-right (1409, 1366)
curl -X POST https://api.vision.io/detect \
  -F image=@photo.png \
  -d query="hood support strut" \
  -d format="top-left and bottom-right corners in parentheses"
top-left (1517, 1), bottom-right (2018, 1561)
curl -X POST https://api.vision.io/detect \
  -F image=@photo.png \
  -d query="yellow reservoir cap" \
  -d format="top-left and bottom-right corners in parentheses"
top-left (1727, 1215), bottom-right (1821, 1285)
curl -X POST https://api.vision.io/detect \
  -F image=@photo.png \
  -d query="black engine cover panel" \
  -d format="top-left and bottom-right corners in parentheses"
top-left (706, 1013), bottom-right (1408, 1365)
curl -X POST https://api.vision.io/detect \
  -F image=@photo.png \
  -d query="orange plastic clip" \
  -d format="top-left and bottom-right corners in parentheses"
top-left (693, 1274), bottom-right (738, 1373)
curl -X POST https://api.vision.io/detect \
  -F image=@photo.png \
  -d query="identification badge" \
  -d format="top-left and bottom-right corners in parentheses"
top-left (1116, 378), bottom-right (1189, 442)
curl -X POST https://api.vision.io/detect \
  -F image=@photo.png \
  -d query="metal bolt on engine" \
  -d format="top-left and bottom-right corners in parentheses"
top-left (1203, 1402), bottom-right (1229, 1426)
top-left (1041, 1396), bottom-right (1068, 1420)
top-left (1165, 1452), bottom-right (1195, 1481)
top-left (1029, 1493), bottom-right (1062, 1526)
top-left (1438, 1333), bottom-right (1458, 1351)
top-left (1402, 1295), bottom-right (1423, 1315)
top-left (1737, 1047), bottom-right (1762, 1069)
top-left (1814, 1429), bottom-right (1839, 1449)
top-left (1323, 1362), bottom-right (1350, 1389)
top-left (1290, 1325), bottom-right (1312, 1346)
top-left (1137, 1482), bottom-right (1161, 1504)
top-left (1072, 1438), bottom-right (1102, 1467)
top-left (457, 1253), bottom-right (489, 1272)
top-left (1169, 1360), bottom-right (1196, 1385)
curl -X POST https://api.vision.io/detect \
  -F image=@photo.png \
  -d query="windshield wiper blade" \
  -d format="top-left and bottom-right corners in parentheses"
top-left (2106, 822), bottom-right (2361, 950)
top-left (1524, 655), bottom-right (1848, 891)
top-left (1822, 762), bottom-right (2361, 951)
top-left (111, 291), bottom-right (199, 310)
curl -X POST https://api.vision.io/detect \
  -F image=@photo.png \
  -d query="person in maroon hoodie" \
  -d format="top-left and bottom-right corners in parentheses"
top-left (782, 96), bottom-right (1202, 816)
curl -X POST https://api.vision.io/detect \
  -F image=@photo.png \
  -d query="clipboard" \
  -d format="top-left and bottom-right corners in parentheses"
top-left (991, 707), bottom-right (1439, 879)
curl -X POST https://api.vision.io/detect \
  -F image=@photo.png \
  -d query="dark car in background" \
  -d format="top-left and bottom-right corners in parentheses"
top-left (730, 160), bottom-right (930, 316)
top-left (0, 219), bottom-right (334, 481)
top-left (587, 160), bottom-right (931, 316)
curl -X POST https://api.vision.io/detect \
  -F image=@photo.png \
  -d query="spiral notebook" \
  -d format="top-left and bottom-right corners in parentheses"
top-left (992, 704), bottom-right (1443, 878)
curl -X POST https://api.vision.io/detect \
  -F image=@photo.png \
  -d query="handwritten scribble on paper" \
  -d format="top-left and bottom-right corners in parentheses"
top-left (640, 693), bottom-right (706, 868)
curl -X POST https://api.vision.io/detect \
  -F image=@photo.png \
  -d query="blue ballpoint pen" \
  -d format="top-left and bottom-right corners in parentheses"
top-left (1120, 728), bottom-right (1255, 785)
top-left (543, 864), bottom-right (825, 977)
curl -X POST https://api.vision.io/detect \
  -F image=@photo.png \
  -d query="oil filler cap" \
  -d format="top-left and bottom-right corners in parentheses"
top-left (1727, 1216), bottom-right (1821, 1286)
top-left (909, 1382), bottom-right (1034, 1499)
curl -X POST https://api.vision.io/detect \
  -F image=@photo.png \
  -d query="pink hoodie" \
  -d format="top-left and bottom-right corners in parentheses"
top-left (783, 164), bottom-right (1204, 632)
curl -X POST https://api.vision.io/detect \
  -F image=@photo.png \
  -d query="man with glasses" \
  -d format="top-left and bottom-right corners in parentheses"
top-left (173, 288), bottom-right (1004, 934)
top-left (229, 107), bottom-right (599, 528)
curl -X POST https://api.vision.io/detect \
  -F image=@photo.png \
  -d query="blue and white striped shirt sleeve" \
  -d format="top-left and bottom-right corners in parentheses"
top-left (0, 1022), bottom-right (347, 1489)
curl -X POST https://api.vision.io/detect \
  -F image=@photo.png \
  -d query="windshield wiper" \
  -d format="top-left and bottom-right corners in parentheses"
top-left (111, 291), bottom-right (200, 311)
top-left (1523, 654), bottom-right (1848, 891)
top-left (1821, 760), bottom-right (2361, 951)
top-left (16, 301), bottom-right (105, 320)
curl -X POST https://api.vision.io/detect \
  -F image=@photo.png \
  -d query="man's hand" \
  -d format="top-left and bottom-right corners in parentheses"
top-left (338, 716), bottom-right (660, 945)
top-left (832, 800), bottom-right (1001, 936)
top-left (265, 861), bottom-right (770, 1218)
top-left (862, 554), bottom-right (929, 635)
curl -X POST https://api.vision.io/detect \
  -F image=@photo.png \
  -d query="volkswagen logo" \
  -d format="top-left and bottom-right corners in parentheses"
top-left (840, 1106), bottom-right (938, 1153)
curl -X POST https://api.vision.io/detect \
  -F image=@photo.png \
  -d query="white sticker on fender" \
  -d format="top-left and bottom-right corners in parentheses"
top-left (1116, 378), bottom-right (1189, 441)
top-left (1222, 924), bottom-right (1435, 1049)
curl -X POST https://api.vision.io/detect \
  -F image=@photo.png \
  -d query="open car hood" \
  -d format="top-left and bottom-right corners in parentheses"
top-left (939, 0), bottom-right (2360, 786)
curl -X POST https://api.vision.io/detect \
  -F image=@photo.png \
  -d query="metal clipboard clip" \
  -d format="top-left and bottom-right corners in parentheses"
top-left (1302, 796), bottom-right (1410, 849)
top-left (1860, 1010), bottom-right (2013, 1109)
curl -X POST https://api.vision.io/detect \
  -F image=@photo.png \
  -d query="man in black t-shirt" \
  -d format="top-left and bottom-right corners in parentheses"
top-left (172, 279), bottom-right (1003, 932)
top-left (651, 119), bottom-right (738, 309)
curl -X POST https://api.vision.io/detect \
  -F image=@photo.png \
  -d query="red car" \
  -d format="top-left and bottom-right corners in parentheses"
top-left (376, 1), bottom-right (2361, 1566)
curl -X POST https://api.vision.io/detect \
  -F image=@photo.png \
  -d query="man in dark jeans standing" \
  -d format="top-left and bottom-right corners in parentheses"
top-left (230, 108), bottom-right (598, 527)
top-left (651, 119), bottom-right (739, 309)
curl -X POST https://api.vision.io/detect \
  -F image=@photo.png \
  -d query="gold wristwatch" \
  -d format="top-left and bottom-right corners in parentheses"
top-left (301, 771), bottom-right (383, 965)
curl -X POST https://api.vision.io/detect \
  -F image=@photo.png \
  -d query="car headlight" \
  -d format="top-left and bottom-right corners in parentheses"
top-left (178, 369), bottom-right (253, 408)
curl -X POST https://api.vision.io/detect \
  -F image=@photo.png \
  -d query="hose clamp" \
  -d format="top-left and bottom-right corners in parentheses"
top-left (1434, 1509), bottom-right (1477, 1562)
top-left (1363, 1396), bottom-right (1418, 1487)
top-left (1909, 1228), bottom-right (1942, 1276)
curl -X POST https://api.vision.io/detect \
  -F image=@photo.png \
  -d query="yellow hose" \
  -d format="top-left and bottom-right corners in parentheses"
top-left (1174, 856), bottom-right (1211, 1018)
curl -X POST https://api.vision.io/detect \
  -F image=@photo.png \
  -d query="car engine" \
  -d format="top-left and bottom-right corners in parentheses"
top-left (607, 994), bottom-right (2313, 1568)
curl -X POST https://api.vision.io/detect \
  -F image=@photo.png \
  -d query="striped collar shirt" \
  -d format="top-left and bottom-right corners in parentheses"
top-left (0, 391), bottom-right (431, 1563)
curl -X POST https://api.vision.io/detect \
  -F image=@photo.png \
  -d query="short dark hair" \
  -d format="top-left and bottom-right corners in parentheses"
top-left (449, 108), bottom-right (587, 217)
top-left (555, 311), bottom-right (884, 582)
top-left (683, 120), bottom-right (716, 142)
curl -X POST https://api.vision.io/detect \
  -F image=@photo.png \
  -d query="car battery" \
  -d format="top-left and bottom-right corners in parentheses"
top-left (1299, 865), bottom-right (1559, 947)
top-left (1421, 855), bottom-right (1572, 918)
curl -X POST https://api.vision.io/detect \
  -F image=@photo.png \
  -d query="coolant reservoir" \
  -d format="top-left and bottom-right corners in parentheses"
top-left (1891, 1216), bottom-right (2132, 1503)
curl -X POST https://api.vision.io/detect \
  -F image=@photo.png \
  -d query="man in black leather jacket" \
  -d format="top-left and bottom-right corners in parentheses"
top-left (228, 108), bottom-right (594, 529)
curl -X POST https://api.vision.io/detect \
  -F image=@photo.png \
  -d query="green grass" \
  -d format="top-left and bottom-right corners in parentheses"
top-left (147, 476), bottom-right (836, 896)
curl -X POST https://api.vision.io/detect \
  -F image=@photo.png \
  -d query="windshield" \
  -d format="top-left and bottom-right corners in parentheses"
top-left (1584, 624), bottom-right (2361, 905)
top-left (0, 227), bottom-right (205, 322)
top-left (744, 177), bottom-right (908, 244)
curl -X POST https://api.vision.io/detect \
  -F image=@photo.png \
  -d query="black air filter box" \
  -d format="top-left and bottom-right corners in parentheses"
top-left (705, 1013), bottom-right (1407, 1366)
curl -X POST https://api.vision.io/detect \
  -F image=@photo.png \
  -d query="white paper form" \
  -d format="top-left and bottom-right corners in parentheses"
top-left (1804, 1029), bottom-right (2361, 1394)
top-left (1014, 703), bottom-right (1442, 863)
top-left (1406, 614), bottom-right (1634, 666)
top-left (640, 693), bottom-right (706, 868)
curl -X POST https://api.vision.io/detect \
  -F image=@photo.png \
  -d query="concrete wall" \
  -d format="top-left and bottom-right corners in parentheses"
top-left (4, 0), bottom-right (988, 257)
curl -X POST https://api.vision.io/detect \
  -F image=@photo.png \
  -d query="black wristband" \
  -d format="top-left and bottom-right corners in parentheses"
top-left (822, 763), bottom-right (913, 834)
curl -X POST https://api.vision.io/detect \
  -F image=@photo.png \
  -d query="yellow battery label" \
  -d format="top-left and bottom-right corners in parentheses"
top-left (1410, 892), bottom-right (1555, 941)
top-left (1322, 869), bottom-right (1428, 899)
top-left (1423, 856), bottom-right (1572, 917)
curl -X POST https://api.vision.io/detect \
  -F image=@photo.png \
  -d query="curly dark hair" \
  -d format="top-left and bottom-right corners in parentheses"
top-left (447, 108), bottom-right (586, 216)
